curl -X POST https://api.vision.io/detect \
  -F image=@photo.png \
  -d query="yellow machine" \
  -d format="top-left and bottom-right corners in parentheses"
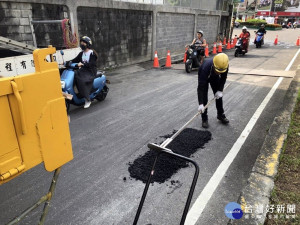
top-left (0, 46), bottom-right (73, 224)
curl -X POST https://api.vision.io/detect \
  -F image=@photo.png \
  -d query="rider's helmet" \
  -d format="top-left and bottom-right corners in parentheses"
top-left (213, 53), bottom-right (229, 73)
top-left (261, 24), bottom-right (265, 28)
top-left (80, 36), bottom-right (92, 48)
top-left (197, 30), bottom-right (204, 36)
top-left (242, 26), bottom-right (247, 30)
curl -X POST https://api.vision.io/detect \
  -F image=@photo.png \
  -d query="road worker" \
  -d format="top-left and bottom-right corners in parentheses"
top-left (197, 53), bottom-right (229, 128)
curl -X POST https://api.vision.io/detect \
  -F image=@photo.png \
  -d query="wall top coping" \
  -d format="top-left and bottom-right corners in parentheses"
top-left (2, 0), bottom-right (229, 16)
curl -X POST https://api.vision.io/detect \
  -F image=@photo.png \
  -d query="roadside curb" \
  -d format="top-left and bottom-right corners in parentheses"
top-left (228, 69), bottom-right (300, 225)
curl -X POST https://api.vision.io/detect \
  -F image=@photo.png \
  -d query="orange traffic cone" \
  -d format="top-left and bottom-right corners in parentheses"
top-left (223, 37), bottom-right (227, 46)
top-left (233, 35), bottom-right (237, 46)
top-left (226, 40), bottom-right (231, 50)
top-left (212, 42), bottom-right (217, 54)
top-left (153, 51), bottom-right (159, 68)
top-left (296, 36), bottom-right (300, 46)
top-left (231, 39), bottom-right (235, 48)
top-left (274, 35), bottom-right (278, 45)
top-left (183, 47), bottom-right (188, 62)
top-left (165, 50), bottom-right (172, 68)
top-left (205, 44), bottom-right (209, 57)
top-left (217, 41), bottom-right (223, 53)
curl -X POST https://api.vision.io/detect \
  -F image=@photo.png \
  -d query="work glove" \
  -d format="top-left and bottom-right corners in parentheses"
top-left (215, 91), bottom-right (223, 99)
top-left (198, 104), bottom-right (205, 113)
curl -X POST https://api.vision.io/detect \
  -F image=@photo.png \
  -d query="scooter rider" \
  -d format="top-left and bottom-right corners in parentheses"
top-left (191, 30), bottom-right (207, 65)
top-left (67, 36), bottom-right (98, 108)
top-left (293, 21), bottom-right (297, 29)
top-left (197, 53), bottom-right (229, 128)
top-left (255, 24), bottom-right (267, 44)
top-left (239, 26), bottom-right (250, 53)
top-left (257, 24), bottom-right (267, 34)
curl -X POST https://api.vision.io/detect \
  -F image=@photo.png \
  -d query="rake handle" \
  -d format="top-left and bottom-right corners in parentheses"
top-left (160, 83), bottom-right (231, 148)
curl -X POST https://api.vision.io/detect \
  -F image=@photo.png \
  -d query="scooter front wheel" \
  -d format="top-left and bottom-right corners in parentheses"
top-left (185, 61), bottom-right (192, 73)
top-left (256, 41), bottom-right (261, 48)
top-left (95, 85), bottom-right (109, 101)
top-left (234, 49), bottom-right (239, 57)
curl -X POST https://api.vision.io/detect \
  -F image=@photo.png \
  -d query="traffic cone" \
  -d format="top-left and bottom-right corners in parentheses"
top-left (296, 36), bottom-right (300, 46)
top-left (217, 41), bottom-right (223, 53)
top-left (223, 37), bottom-right (227, 46)
top-left (212, 42), bottom-right (217, 54)
top-left (274, 35), bottom-right (278, 45)
top-left (183, 47), bottom-right (188, 62)
top-left (233, 35), bottom-right (237, 46)
top-left (153, 51), bottom-right (159, 68)
top-left (165, 50), bottom-right (172, 68)
top-left (231, 39), bottom-right (234, 48)
top-left (226, 40), bottom-right (231, 50)
top-left (205, 44), bottom-right (209, 57)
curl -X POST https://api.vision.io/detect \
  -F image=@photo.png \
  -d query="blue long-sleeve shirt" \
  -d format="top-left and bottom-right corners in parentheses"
top-left (197, 58), bottom-right (228, 105)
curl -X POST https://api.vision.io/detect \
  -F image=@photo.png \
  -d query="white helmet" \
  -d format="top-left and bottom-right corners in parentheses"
top-left (242, 26), bottom-right (247, 30)
top-left (197, 30), bottom-right (204, 36)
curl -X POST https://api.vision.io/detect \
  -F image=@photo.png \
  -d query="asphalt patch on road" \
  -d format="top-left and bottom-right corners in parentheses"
top-left (128, 128), bottom-right (212, 183)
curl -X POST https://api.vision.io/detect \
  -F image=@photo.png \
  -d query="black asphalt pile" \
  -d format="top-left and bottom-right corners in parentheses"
top-left (128, 128), bottom-right (212, 183)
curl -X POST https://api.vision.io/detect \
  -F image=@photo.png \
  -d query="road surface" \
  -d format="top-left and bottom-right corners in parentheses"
top-left (0, 31), bottom-right (299, 225)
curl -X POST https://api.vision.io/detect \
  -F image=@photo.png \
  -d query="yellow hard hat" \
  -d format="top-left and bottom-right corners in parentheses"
top-left (213, 53), bottom-right (229, 73)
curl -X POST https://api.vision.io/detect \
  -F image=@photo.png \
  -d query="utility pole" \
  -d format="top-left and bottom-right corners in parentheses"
top-left (229, 0), bottom-right (235, 40)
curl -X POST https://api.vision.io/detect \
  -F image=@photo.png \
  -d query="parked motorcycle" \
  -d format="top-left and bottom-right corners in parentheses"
top-left (234, 38), bottom-right (247, 57)
top-left (185, 45), bottom-right (204, 73)
top-left (254, 31), bottom-right (264, 48)
top-left (60, 51), bottom-right (109, 111)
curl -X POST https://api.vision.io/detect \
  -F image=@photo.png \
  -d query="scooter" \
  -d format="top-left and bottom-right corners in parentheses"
top-left (234, 38), bottom-right (247, 57)
top-left (254, 31), bottom-right (264, 48)
top-left (60, 51), bottom-right (109, 111)
top-left (185, 44), bottom-right (204, 73)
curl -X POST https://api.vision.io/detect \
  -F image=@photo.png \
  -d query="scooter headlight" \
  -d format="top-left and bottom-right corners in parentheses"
top-left (61, 81), bottom-right (66, 89)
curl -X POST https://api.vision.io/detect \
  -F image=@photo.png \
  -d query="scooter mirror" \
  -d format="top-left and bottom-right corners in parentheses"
top-left (60, 50), bottom-right (64, 55)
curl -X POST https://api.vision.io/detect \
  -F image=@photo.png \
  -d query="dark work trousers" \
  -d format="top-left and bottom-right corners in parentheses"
top-left (201, 75), bottom-right (224, 121)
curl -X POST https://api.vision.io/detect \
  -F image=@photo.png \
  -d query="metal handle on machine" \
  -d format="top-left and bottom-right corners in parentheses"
top-left (133, 143), bottom-right (200, 225)
top-left (11, 81), bottom-right (27, 135)
top-left (161, 98), bottom-right (213, 148)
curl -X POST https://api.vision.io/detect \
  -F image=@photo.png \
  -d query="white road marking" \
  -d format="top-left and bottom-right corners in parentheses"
top-left (185, 77), bottom-right (283, 225)
top-left (285, 48), bottom-right (300, 71)
top-left (185, 48), bottom-right (300, 225)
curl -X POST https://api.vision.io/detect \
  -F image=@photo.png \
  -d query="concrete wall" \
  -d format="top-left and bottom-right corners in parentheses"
top-left (156, 12), bottom-right (194, 58)
top-left (0, 0), bottom-right (231, 68)
top-left (161, 0), bottom-right (223, 10)
top-left (77, 7), bottom-right (152, 68)
top-left (0, 2), bottom-right (67, 48)
top-left (0, 2), bottom-right (34, 45)
top-left (31, 3), bottom-right (67, 48)
top-left (197, 15), bottom-right (220, 45)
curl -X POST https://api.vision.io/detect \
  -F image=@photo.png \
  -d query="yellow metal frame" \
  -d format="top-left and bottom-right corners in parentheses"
top-left (0, 46), bottom-right (73, 183)
top-left (0, 46), bottom-right (73, 224)
top-left (7, 168), bottom-right (61, 225)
